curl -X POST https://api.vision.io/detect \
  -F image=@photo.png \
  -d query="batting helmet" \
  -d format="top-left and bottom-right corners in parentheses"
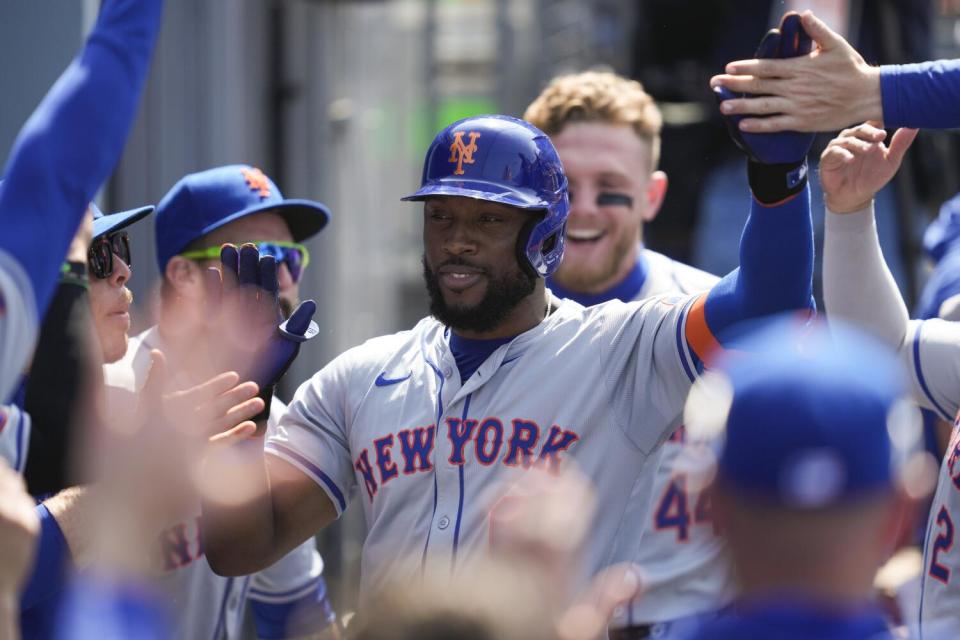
top-left (402, 115), bottom-right (569, 278)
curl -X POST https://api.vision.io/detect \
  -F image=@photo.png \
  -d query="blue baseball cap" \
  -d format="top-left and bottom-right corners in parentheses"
top-left (715, 316), bottom-right (907, 508)
top-left (154, 165), bottom-right (331, 272)
top-left (91, 203), bottom-right (154, 239)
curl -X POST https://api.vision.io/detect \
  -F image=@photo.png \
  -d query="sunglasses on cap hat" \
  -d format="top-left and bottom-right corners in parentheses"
top-left (180, 241), bottom-right (310, 283)
top-left (88, 231), bottom-right (132, 279)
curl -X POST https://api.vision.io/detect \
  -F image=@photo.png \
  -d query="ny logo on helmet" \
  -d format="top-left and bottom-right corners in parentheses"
top-left (241, 167), bottom-right (272, 199)
top-left (448, 132), bottom-right (481, 176)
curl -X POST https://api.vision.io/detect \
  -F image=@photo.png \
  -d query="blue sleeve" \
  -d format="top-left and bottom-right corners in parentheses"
top-left (20, 504), bottom-right (71, 611)
top-left (0, 0), bottom-right (163, 320)
top-left (699, 187), bottom-right (814, 350)
top-left (249, 576), bottom-right (336, 639)
top-left (53, 576), bottom-right (172, 640)
top-left (881, 60), bottom-right (960, 129)
top-left (915, 251), bottom-right (960, 319)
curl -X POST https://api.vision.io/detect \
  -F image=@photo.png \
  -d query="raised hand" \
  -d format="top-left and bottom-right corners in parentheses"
top-left (820, 124), bottom-right (918, 214)
top-left (92, 350), bottom-right (264, 537)
top-left (713, 12), bottom-right (815, 166)
top-left (711, 11), bottom-right (883, 133)
top-left (206, 243), bottom-right (318, 394)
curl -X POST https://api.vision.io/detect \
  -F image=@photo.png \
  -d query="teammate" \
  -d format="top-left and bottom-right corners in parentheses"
top-left (201, 21), bottom-right (817, 599)
top-left (522, 71), bottom-right (725, 637)
top-left (0, 0), bottom-right (163, 404)
top-left (710, 10), bottom-right (960, 132)
top-left (817, 121), bottom-right (960, 637)
top-left (104, 165), bottom-right (338, 640)
top-left (678, 318), bottom-right (911, 640)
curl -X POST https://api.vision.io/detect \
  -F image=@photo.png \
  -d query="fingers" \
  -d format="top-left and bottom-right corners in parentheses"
top-left (238, 244), bottom-right (260, 286)
top-left (800, 10), bottom-right (844, 51)
top-left (820, 144), bottom-right (856, 168)
top-left (175, 371), bottom-right (242, 408)
top-left (285, 300), bottom-right (318, 337)
top-left (208, 421), bottom-right (257, 446)
top-left (259, 256), bottom-right (279, 300)
top-left (257, 255), bottom-right (280, 324)
top-left (718, 94), bottom-right (791, 117)
top-left (795, 14), bottom-right (813, 56)
top-left (220, 244), bottom-right (240, 293)
top-left (194, 382), bottom-right (260, 424)
top-left (836, 122), bottom-right (885, 141)
top-left (830, 134), bottom-right (878, 156)
top-left (723, 57), bottom-right (792, 77)
top-left (755, 28), bottom-right (781, 59)
top-left (778, 12), bottom-right (808, 58)
top-left (887, 128), bottom-right (919, 165)
top-left (742, 116), bottom-right (810, 135)
top-left (204, 397), bottom-right (265, 437)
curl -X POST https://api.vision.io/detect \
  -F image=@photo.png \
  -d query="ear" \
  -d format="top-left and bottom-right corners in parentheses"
top-left (641, 171), bottom-right (668, 223)
top-left (164, 256), bottom-right (206, 300)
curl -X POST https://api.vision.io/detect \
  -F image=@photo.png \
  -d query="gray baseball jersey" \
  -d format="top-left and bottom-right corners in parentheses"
top-left (0, 250), bottom-right (37, 404)
top-left (885, 318), bottom-right (960, 637)
top-left (267, 291), bottom-right (706, 598)
top-left (105, 326), bottom-right (332, 639)
top-left (609, 249), bottom-right (732, 626)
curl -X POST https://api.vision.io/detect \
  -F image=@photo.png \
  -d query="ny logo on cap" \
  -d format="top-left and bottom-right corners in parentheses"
top-left (448, 132), bottom-right (481, 176)
top-left (241, 167), bottom-right (271, 199)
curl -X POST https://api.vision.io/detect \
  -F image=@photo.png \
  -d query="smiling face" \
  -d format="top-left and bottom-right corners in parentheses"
top-left (422, 196), bottom-right (541, 337)
top-left (550, 121), bottom-right (667, 294)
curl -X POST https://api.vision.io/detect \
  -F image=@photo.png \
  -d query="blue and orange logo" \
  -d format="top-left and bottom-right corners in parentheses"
top-left (241, 167), bottom-right (272, 199)
top-left (448, 131), bottom-right (481, 176)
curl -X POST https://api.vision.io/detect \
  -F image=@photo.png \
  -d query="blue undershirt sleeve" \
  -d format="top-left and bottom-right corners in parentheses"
top-left (250, 577), bottom-right (337, 639)
top-left (881, 60), bottom-right (960, 129)
top-left (20, 504), bottom-right (71, 611)
top-left (0, 0), bottom-right (163, 319)
top-left (698, 187), bottom-right (815, 352)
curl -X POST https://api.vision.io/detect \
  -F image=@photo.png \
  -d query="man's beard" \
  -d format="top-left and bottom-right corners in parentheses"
top-left (422, 255), bottom-right (536, 334)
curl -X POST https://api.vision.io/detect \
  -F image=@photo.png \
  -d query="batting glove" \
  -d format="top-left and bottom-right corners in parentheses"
top-left (715, 13), bottom-right (815, 203)
top-left (212, 243), bottom-right (319, 423)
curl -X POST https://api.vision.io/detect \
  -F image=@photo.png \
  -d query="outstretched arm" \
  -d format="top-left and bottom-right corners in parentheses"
top-left (820, 124), bottom-right (960, 419)
top-left (688, 14), bottom-right (816, 363)
top-left (0, 0), bottom-right (164, 320)
top-left (198, 246), bottom-right (337, 576)
top-left (821, 124), bottom-right (917, 345)
top-left (711, 10), bottom-right (960, 132)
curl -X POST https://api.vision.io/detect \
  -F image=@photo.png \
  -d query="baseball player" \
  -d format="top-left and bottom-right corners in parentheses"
top-left (201, 26), bottom-right (817, 599)
top-left (678, 317), bottom-right (911, 640)
top-left (711, 10), bottom-right (960, 132)
top-left (0, 0), bottom-right (163, 405)
top-left (522, 71), bottom-right (725, 637)
top-left (818, 122), bottom-right (960, 637)
top-left (104, 165), bottom-right (338, 640)
top-left (2, 202), bottom-right (151, 485)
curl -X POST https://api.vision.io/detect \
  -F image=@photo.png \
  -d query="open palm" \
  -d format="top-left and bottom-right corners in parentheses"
top-left (820, 124), bottom-right (917, 214)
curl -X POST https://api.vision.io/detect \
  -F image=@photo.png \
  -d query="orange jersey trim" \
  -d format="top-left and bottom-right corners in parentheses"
top-left (685, 293), bottom-right (723, 366)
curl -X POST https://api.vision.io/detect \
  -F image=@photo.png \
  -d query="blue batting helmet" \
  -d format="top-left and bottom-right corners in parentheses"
top-left (402, 115), bottom-right (569, 278)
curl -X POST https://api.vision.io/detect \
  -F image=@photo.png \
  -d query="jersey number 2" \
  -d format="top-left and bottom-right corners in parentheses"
top-left (654, 475), bottom-right (718, 542)
top-left (930, 505), bottom-right (954, 585)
